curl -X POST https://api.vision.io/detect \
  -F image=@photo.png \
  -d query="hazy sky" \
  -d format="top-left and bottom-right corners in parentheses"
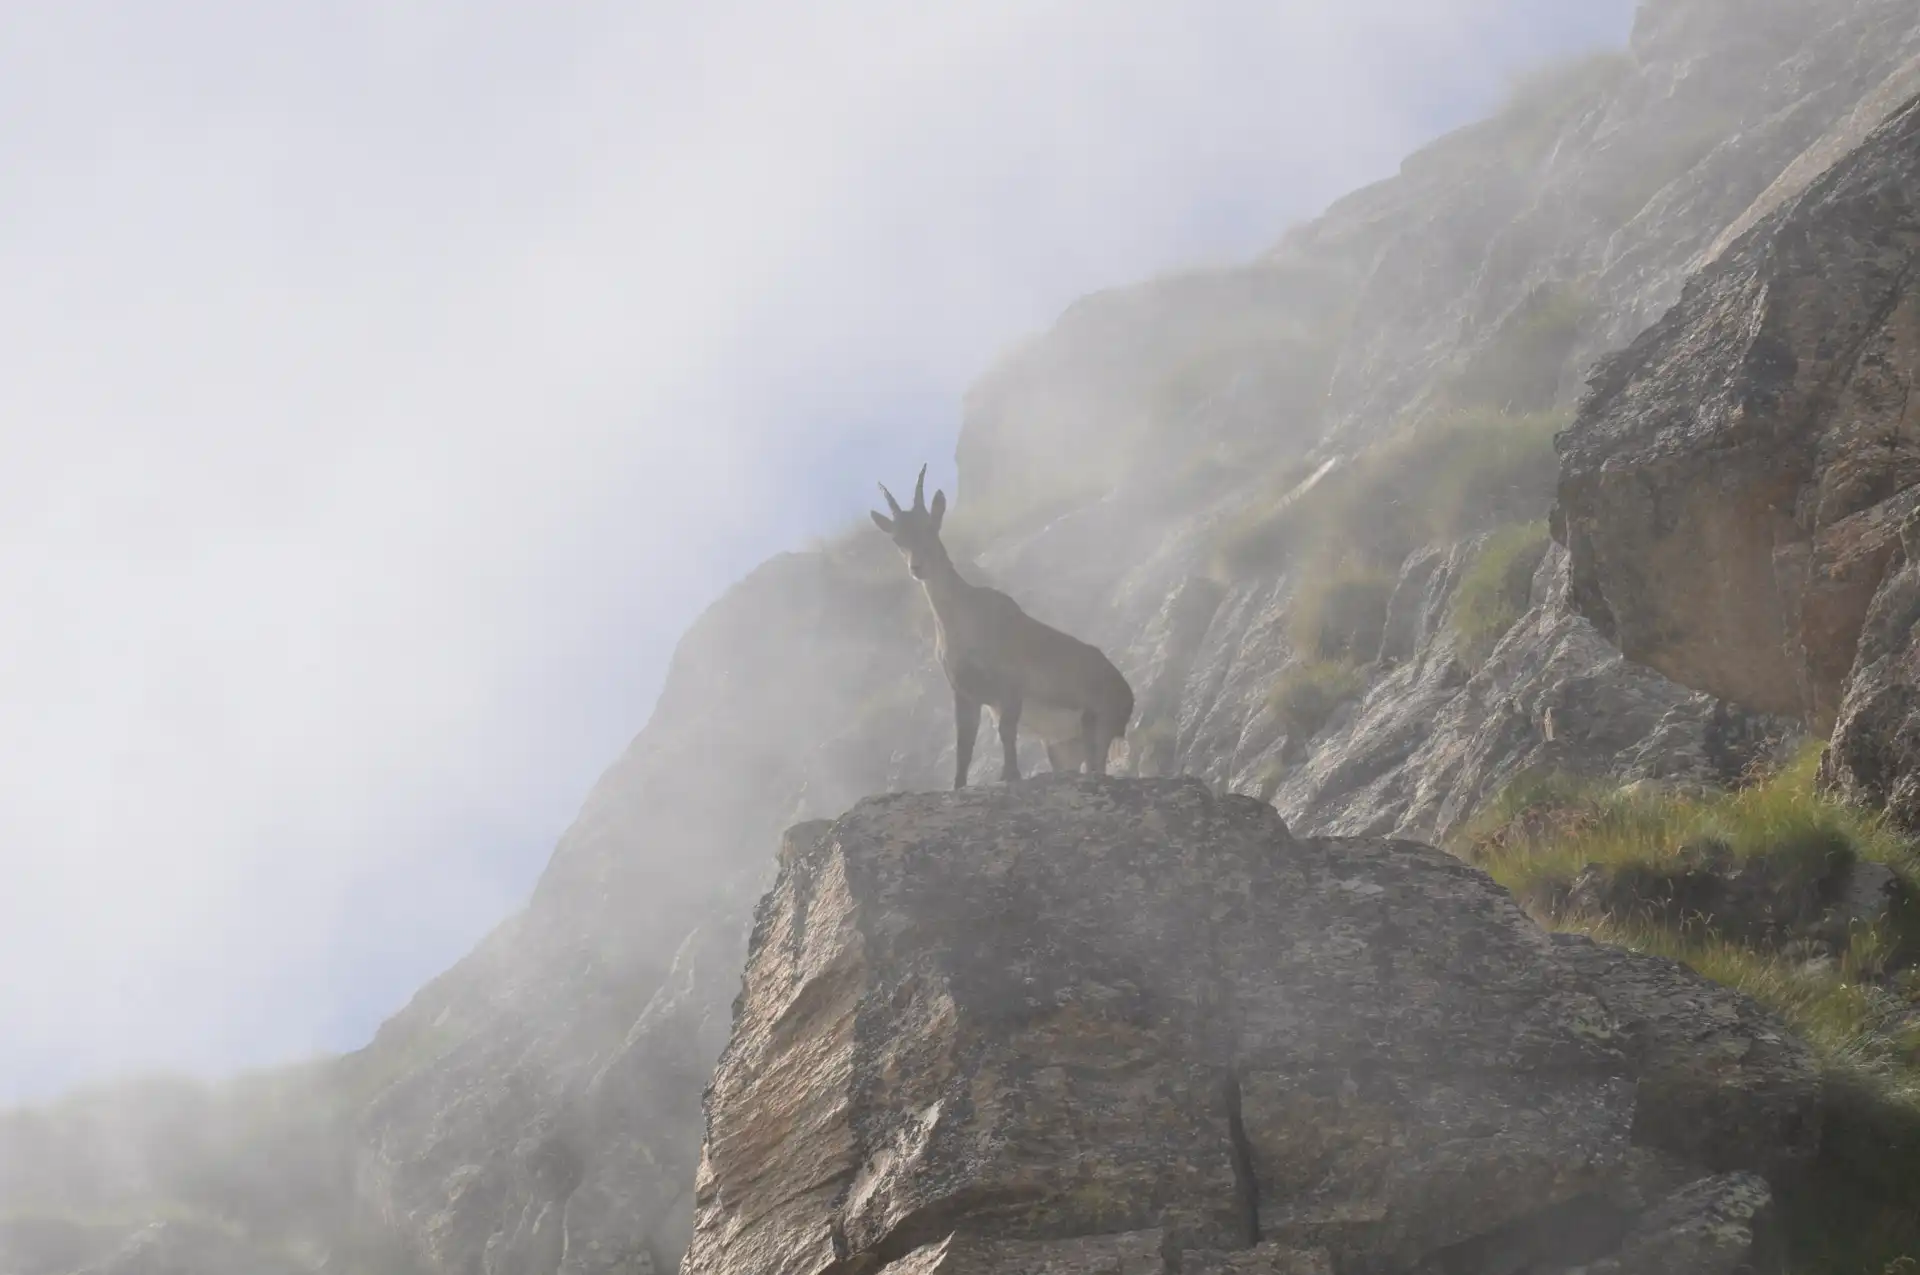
top-left (0, 1), bottom-right (1636, 1101)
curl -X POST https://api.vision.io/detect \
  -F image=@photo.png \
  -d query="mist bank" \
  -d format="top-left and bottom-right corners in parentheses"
top-left (6, 1), bottom-right (1920, 1272)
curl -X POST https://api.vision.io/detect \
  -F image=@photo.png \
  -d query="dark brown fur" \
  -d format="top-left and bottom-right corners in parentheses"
top-left (872, 467), bottom-right (1135, 789)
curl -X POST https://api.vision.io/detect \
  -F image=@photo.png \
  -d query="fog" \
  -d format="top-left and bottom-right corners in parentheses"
top-left (0, 1), bottom-right (1633, 1101)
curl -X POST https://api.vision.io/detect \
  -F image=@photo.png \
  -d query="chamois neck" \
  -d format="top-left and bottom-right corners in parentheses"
top-left (916, 549), bottom-right (972, 613)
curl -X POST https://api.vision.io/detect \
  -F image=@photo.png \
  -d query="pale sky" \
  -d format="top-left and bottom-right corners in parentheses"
top-left (0, 1), bottom-right (1635, 1101)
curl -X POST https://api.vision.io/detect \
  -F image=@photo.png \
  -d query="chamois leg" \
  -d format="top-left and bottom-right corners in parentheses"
top-left (997, 698), bottom-right (1023, 783)
top-left (954, 692), bottom-right (982, 791)
top-left (1080, 709), bottom-right (1109, 777)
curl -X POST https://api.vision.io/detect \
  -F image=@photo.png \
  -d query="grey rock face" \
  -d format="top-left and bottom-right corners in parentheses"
top-left (682, 780), bottom-right (1815, 1275)
top-left (1581, 1173), bottom-right (1775, 1275)
top-left (1558, 88), bottom-right (1920, 728)
top-left (0, 1220), bottom-right (139, 1275)
top-left (1823, 514), bottom-right (1920, 835)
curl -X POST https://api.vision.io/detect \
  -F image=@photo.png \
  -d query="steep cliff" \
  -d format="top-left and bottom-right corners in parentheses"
top-left (9, 1), bottom-right (1920, 1272)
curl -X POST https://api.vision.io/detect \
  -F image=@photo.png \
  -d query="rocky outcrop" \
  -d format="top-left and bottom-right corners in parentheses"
top-left (1558, 89), bottom-right (1920, 730)
top-left (683, 779), bottom-right (1817, 1275)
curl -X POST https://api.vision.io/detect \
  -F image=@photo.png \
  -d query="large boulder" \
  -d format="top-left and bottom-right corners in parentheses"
top-left (681, 778), bottom-right (1819, 1275)
top-left (1557, 90), bottom-right (1920, 730)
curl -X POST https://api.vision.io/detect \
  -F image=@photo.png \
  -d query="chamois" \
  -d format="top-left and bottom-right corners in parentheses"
top-left (871, 466), bottom-right (1135, 790)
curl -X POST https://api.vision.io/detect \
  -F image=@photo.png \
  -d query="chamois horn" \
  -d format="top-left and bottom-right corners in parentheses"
top-left (913, 464), bottom-right (928, 510)
top-left (878, 482), bottom-right (903, 517)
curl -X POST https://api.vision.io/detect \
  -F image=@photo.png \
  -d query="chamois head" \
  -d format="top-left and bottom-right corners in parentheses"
top-left (870, 465), bottom-right (949, 580)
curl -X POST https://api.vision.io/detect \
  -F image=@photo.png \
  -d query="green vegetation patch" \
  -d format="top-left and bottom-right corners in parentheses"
top-left (1455, 749), bottom-right (1920, 1273)
top-left (1449, 522), bottom-right (1551, 667)
top-left (1214, 409), bottom-right (1563, 581)
top-left (1460, 748), bottom-right (1918, 940)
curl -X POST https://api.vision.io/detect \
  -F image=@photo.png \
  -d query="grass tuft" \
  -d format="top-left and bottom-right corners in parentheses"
top-left (1458, 745), bottom-right (1917, 911)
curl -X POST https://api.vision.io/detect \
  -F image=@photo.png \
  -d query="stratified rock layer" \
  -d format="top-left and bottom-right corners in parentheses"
top-left (682, 779), bottom-right (1818, 1275)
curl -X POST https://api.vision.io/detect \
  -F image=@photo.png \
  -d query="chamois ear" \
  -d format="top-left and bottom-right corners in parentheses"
top-left (870, 510), bottom-right (896, 535)
top-left (929, 489), bottom-right (947, 531)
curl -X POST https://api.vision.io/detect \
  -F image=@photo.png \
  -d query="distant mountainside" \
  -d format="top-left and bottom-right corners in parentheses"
top-left (6, 1), bottom-right (1920, 1272)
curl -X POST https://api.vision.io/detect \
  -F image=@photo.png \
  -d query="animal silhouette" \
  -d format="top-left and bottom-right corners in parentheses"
top-left (871, 466), bottom-right (1134, 789)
